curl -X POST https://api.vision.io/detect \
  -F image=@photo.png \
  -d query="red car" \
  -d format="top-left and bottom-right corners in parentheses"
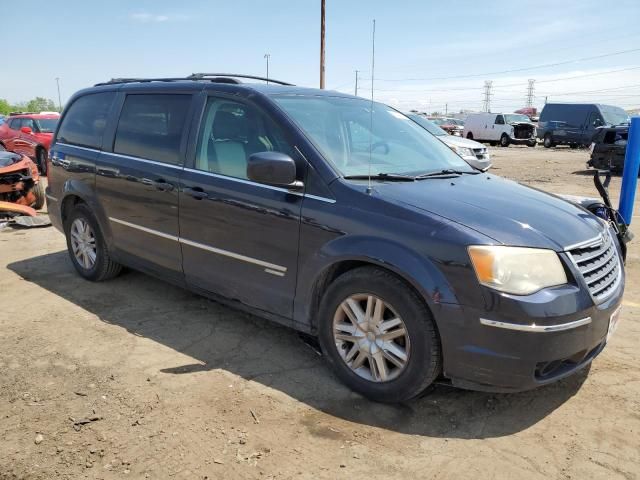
top-left (0, 113), bottom-right (60, 174)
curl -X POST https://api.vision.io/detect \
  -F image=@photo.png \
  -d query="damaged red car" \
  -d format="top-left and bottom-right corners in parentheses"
top-left (0, 113), bottom-right (60, 174)
top-left (0, 151), bottom-right (45, 217)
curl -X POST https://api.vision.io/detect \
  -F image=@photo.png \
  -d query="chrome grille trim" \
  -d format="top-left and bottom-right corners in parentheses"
top-left (566, 230), bottom-right (622, 303)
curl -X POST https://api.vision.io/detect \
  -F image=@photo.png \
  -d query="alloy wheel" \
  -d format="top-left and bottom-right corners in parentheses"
top-left (70, 218), bottom-right (97, 269)
top-left (332, 294), bottom-right (410, 382)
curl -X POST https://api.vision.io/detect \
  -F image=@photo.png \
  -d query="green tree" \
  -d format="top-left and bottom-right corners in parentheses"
top-left (25, 97), bottom-right (57, 113)
top-left (0, 99), bottom-right (11, 115)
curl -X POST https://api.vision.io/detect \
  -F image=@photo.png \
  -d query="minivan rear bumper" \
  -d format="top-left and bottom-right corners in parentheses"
top-left (435, 278), bottom-right (624, 392)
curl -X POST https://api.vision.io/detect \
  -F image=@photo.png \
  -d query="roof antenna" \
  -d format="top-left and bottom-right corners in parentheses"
top-left (366, 19), bottom-right (376, 195)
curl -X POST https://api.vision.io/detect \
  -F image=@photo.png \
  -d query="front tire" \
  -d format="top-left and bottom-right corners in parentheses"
top-left (318, 266), bottom-right (441, 403)
top-left (64, 204), bottom-right (122, 282)
top-left (543, 133), bottom-right (554, 148)
top-left (500, 134), bottom-right (510, 147)
top-left (527, 139), bottom-right (537, 147)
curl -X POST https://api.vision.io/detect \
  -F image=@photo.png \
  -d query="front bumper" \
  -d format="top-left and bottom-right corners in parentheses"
top-left (435, 269), bottom-right (624, 392)
top-left (44, 185), bottom-right (63, 232)
top-left (461, 155), bottom-right (491, 171)
top-left (508, 136), bottom-right (537, 145)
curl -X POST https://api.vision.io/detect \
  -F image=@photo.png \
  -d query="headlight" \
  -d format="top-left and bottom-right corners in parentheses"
top-left (468, 246), bottom-right (567, 295)
top-left (450, 145), bottom-right (474, 158)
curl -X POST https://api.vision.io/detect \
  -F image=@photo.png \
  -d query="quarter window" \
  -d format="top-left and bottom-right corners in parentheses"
top-left (195, 98), bottom-right (294, 179)
top-left (114, 94), bottom-right (191, 165)
top-left (56, 92), bottom-right (115, 148)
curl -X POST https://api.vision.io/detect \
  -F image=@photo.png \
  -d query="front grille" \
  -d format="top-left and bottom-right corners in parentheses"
top-left (567, 231), bottom-right (621, 302)
top-left (473, 147), bottom-right (487, 160)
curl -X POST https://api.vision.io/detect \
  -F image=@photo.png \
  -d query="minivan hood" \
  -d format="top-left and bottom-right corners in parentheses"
top-left (376, 174), bottom-right (603, 250)
top-left (440, 135), bottom-right (485, 150)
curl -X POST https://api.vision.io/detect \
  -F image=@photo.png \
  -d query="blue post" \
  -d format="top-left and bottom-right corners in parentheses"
top-left (619, 116), bottom-right (640, 225)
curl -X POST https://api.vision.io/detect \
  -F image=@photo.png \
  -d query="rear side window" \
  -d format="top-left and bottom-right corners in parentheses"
top-left (9, 118), bottom-right (22, 130)
top-left (57, 92), bottom-right (115, 148)
top-left (114, 94), bottom-right (191, 165)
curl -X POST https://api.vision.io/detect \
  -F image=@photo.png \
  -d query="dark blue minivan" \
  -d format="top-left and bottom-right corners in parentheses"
top-left (537, 103), bottom-right (630, 148)
top-left (46, 75), bottom-right (625, 402)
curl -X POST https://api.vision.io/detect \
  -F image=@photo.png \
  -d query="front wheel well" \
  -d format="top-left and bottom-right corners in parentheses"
top-left (309, 260), bottom-right (431, 332)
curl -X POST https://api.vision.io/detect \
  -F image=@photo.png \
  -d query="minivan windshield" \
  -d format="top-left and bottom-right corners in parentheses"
top-left (599, 105), bottom-right (630, 126)
top-left (273, 95), bottom-right (473, 177)
top-left (503, 114), bottom-right (531, 124)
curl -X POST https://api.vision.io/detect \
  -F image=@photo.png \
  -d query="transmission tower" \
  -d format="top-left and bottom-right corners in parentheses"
top-left (526, 79), bottom-right (536, 108)
top-left (482, 81), bottom-right (493, 112)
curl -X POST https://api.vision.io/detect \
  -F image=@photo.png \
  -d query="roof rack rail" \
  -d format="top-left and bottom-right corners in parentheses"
top-left (94, 73), bottom-right (294, 87)
top-left (94, 77), bottom-right (191, 86)
top-left (188, 73), bottom-right (294, 86)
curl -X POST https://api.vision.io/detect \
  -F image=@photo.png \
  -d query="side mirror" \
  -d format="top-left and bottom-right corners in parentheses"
top-left (247, 152), bottom-right (302, 189)
top-left (20, 126), bottom-right (33, 134)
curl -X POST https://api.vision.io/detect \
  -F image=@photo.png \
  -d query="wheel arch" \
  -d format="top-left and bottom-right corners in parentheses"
top-left (296, 236), bottom-right (460, 334)
top-left (58, 183), bottom-right (114, 248)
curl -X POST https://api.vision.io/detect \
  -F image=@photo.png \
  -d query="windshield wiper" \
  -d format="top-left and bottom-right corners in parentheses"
top-left (415, 169), bottom-right (480, 179)
top-left (343, 173), bottom-right (416, 181)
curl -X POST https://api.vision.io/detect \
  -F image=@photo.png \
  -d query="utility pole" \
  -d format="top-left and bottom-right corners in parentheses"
top-left (354, 70), bottom-right (360, 96)
top-left (55, 77), bottom-right (62, 111)
top-left (320, 0), bottom-right (325, 89)
top-left (445, 103), bottom-right (448, 115)
top-left (264, 53), bottom-right (270, 84)
top-left (526, 79), bottom-right (535, 108)
top-left (482, 81), bottom-right (493, 112)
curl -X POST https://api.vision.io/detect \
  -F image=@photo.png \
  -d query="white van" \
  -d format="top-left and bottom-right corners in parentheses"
top-left (464, 113), bottom-right (537, 147)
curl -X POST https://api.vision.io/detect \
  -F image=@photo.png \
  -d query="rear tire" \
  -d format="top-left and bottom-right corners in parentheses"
top-left (543, 133), bottom-right (554, 148)
top-left (500, 134), bottom-right (510, 147)
top-left (64, 204), bottom-right (122, 282)
top-left (32, 181), bottom-right (45, 210)
top-left (318, 266), bottom-right (441, 403)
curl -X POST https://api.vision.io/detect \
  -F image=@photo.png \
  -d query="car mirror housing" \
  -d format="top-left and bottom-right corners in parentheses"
top-left (247, 152), bottom-right (301, 189)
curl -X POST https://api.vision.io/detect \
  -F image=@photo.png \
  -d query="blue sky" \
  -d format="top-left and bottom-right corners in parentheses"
top-left (3, 0), bottom-right (640, 113)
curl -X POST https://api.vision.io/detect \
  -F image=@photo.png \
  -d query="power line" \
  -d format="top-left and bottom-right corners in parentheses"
top-left (538, 83), bottom-right (640, 96)
top-left (354, 66), bottom-right (640, 94)
top-left (362, 48), bottom-right (640, 82)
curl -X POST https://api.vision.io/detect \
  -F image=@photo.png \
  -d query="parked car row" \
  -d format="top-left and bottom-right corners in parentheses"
top-left (427, 117), bottom-right (464, 136)
top-left (0, 112), bottom-right (60, 174)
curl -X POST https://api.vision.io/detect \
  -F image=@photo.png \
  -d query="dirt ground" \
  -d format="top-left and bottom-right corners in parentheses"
top-left (1, 145), bottom-right (639, 480)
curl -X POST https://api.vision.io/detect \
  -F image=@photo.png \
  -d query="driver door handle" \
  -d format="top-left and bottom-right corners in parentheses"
top-left (183, 186), bottom-right (208, 200)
